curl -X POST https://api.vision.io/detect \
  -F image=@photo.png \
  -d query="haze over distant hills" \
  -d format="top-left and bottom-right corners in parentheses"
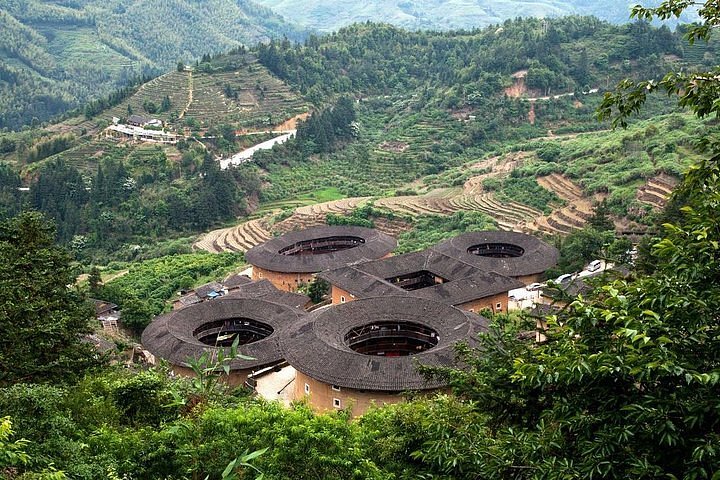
top-left (253, 0), bottom-right (697, 32)
top-left (0, 0), bottom-right (700, 130)
top-left (0, 0), bottom-right (303, 130)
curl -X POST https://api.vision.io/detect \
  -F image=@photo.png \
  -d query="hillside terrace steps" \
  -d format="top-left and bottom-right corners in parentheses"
top-left (637, 192), bottom-right (666, 208)
top-left (546, 213), bottom-right (579, 234)
top-left (554, 208), bottom-right (588, 228)
top-left (537, 173), bottom-right (584, 201)
top-left (372, 217), bottom-right (412, 236)
top-left (637, 174), bottom-right (679, 209)
top-left (193, 228), bottom-right (225, 253)
top-left (195, 171), bottom-right (635, 255)
top-left (273, 213), bottom-right (326, 234)
top-left (374, 196), bottom-right (455, 216)
top-left (445, 193), bottom-right (540, 227)
top-left (215, 228), bottom-right (241, 252)
top-left (531, 216), bottom-right (572, 236)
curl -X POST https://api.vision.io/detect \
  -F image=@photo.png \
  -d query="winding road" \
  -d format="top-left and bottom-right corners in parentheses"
top-left (219, 130), bottom-right (296, 170)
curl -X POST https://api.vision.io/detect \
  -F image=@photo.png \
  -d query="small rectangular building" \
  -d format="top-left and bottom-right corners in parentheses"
top-left (105, 124), bottom-right (180, 144)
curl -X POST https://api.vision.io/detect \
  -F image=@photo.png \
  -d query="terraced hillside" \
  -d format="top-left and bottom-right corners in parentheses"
top-left (23, 139), bottom-right (177, 179)
top-left (24, 138), bottom-right (122, 175)
top-left (0, 0), bottom-right (304, 130)
top-left (273, 197), bottom-right (372, 233)
top-left (184, 59), bottom-right (307, 128)
top-left (529, 174), bottom-right (598, 236)
top-left (637, 174), bottom-right (678, 209)
top-left (104, 71), bottom-right (192, 124)
top-left (101, 57), bottom-right (307, 130)
top-left (194, 132), bottom-right (688, 255)
top-left (193, 153), bottom-right (548, 253)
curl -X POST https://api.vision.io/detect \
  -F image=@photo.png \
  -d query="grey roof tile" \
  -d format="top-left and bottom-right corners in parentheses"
top-left (245, 226), bottom-right (396, 273)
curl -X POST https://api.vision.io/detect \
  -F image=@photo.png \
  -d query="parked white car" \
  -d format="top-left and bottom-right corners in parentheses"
top-left (587, 260), bottom-right (603, 272)
top-left (554, 274), bottom-right (574, 284)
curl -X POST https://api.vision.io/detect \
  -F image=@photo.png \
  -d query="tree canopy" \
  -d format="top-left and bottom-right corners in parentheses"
top-left (413, 2), bottom-right (720, 477)
top-left (0, 212), bottom-right (97, 385)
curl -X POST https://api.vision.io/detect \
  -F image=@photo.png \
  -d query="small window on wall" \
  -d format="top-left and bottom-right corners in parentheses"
top-left (496, 303), bottom-right (502, 311)
top-left (331, 385), bottom-right (341, 392)
top-left (340, 296), bottom-right (346, 303)
top-left (304, 383), bottom-right (310, 395)
top-left (333, 398), bottom-right (341, 408)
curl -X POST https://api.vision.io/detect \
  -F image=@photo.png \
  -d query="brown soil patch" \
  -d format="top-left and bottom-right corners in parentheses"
top-left (505, 81), bottom-right (526, 98)
top-left (379, 140), bottom-right (409, 153)
top-left (465, 152), bottom-right (530, 194)
top-left (528, 103), bottom-right (536, 124)
top-left (274, 112), bottom-right (310, 131)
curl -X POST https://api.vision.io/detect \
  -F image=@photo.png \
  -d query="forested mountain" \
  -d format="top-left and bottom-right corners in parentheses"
top-left (1, 16), bottom-right (716, 263)
top-left (254, 0), bottom-right (698, 33)
top-left (0, 0), bottom-right (304, 131)
top-left (1, 2), bottom-right (720, 477)
top-left (257, 17), bottom-right (718, 106)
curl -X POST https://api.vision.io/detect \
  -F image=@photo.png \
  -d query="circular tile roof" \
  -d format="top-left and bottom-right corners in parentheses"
top-left (245, 226), bottom-right (397, 274)
top-left (141, 297), bottom-right (305, 371)
top-left (431, 231), bottom-right (559, 277)
top-left (282, 296), bottom-right (488, 391)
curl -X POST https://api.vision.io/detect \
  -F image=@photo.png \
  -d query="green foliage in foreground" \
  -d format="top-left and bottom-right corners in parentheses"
top-left (0, 212), bottom-right (96, 386)
top-left (99, 252), bottom-right (242, 333)
top-left (421, 155), bottom-right (720, 478)
top-left (0, 369), bottom-right (384, 480)
top-left (1, 153), bottom-right (719, 479)
top-left (395, 211), bottom-right (496, 253)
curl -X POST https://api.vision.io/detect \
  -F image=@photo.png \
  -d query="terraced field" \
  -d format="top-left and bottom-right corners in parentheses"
top-left (105, 71), bottom-right (192, 124)
top-left (537, 173), bottom-right (584, 203)
top-left (464, 152), bottom-right (531, 195)
top-left (26, 138), bottom-right (127, 174)
top-left (195, 123), bottom-right (688, 255)
top-left (194, 197), bottom-right (371, 253)
top-left (273, 197), bottom-right (372, 233)
top-left (637, 174), bottom-right (678, 209)
top-left (449, 194), bottom-right (543, 231)
top-left (193, 169), bottom-right (677, 254)
top-left (529, 173), bottom-right (597, 235)
top-left (196, 219), bottom-right (273, 254)
top-left (184, 60), bottom-right (307, 128)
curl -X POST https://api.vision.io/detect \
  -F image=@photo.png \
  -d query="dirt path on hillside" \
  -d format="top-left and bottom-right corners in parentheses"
top-left (178, 71), bottom-right (193, 120)
top-left (76, 269), bottom-right (129, 285)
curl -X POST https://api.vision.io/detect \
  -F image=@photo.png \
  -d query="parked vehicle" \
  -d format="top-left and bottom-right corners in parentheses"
top-left (587, 260), bottom-right (603, 272)
top-left (554, 274), bottom-right (574, 284)
top-left (526, 282), bottom-right (543, 291)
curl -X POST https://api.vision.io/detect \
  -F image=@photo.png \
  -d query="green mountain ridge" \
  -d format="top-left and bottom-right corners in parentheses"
top-left (0, 0), bottom-right (305, 131)
top-left (1, 17), bottom-right (716, 263)
top-left (253, 0), bottom-right (698, 32)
